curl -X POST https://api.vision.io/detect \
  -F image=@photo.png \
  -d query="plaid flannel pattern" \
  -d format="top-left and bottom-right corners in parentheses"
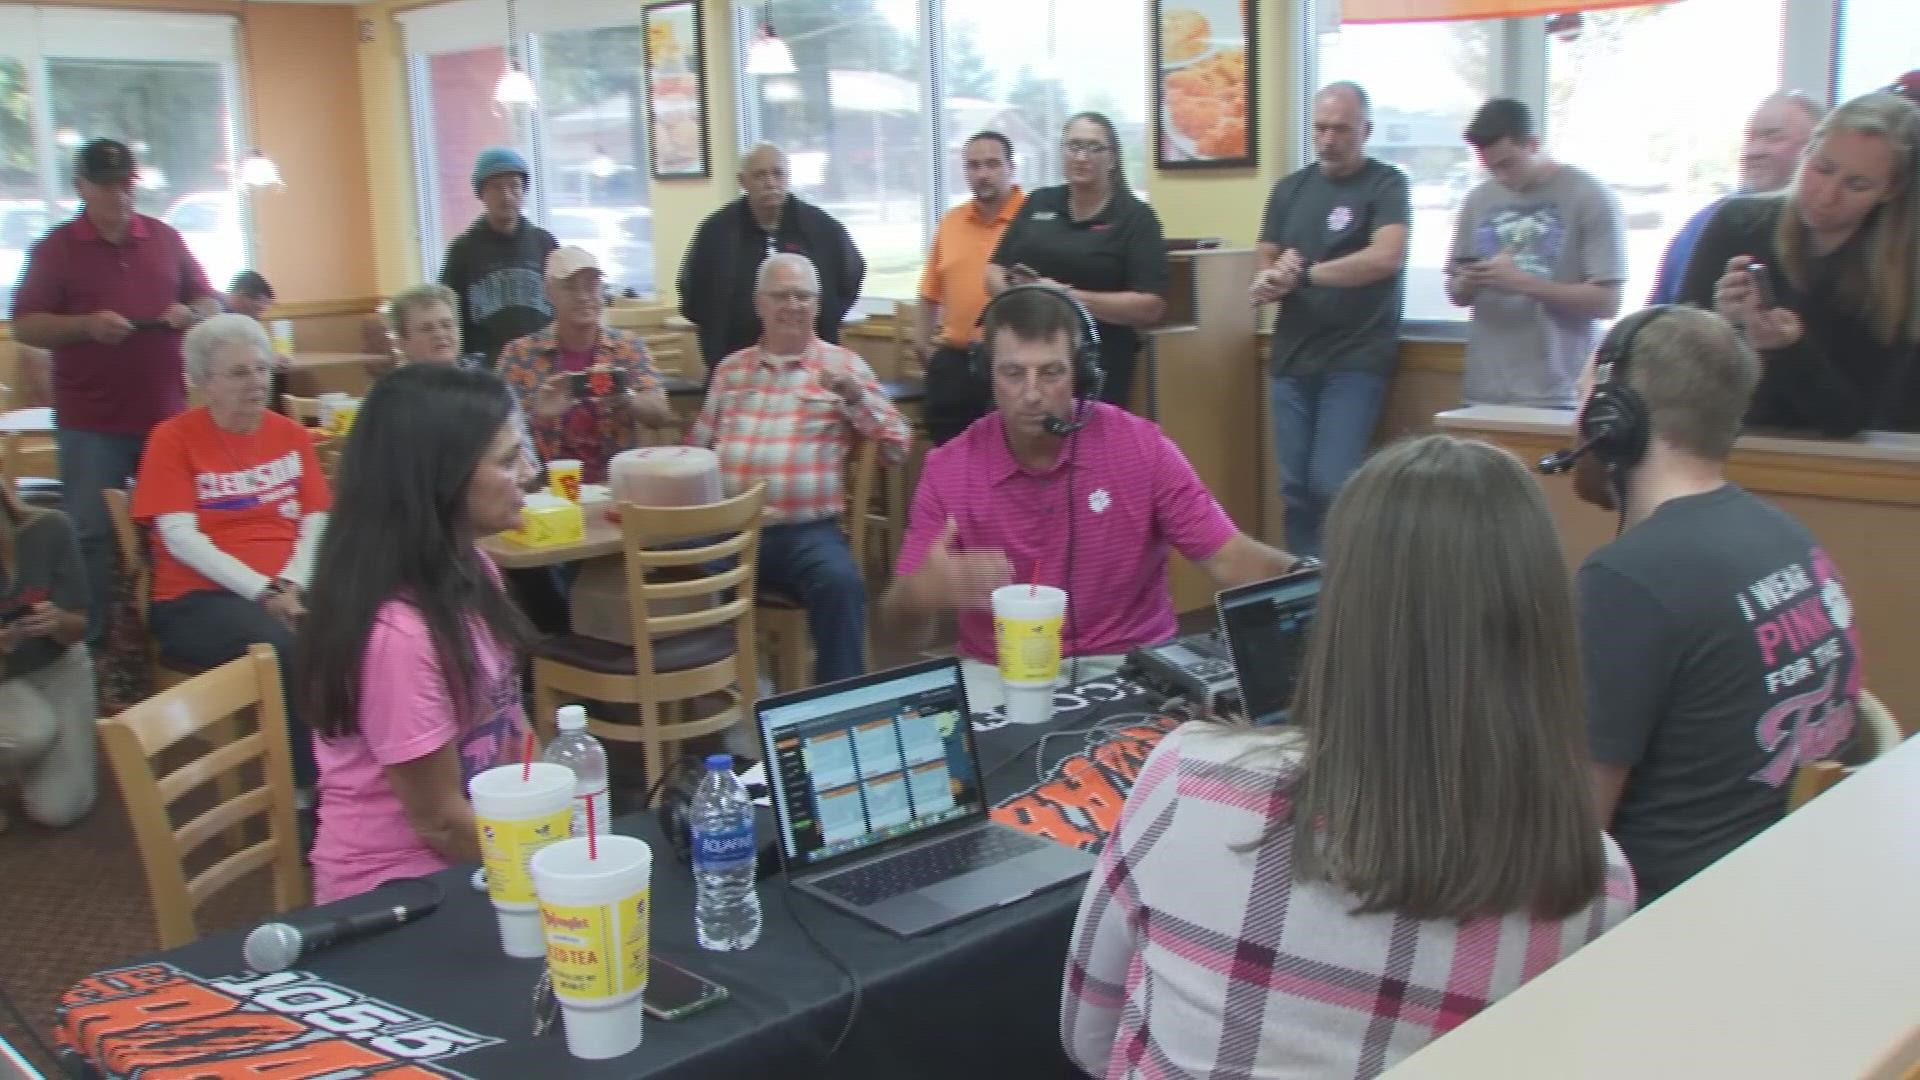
top-left (496, 326), bottom-right (663, 480)
top-left (686, 341), bottom-right (909, 524)
top-left (1062, 724), bottom-right (1637, 1080)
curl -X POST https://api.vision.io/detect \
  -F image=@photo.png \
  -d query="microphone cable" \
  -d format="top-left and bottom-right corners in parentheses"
top-left (779, 872), bottom-right (862, 1075)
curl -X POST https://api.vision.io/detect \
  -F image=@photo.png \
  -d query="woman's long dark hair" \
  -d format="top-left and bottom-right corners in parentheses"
top-left (300, 364), bottom-right (535, 740)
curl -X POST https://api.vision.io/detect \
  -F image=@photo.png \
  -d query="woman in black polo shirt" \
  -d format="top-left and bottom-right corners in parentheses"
top-left (988, 112), bottom-right (1169, 407)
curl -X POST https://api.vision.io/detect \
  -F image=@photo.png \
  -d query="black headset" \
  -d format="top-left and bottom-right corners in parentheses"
top-left (968, 284), bottom-right (1105, 398)
top-left (1538, 305), bottom-right (1667, 477)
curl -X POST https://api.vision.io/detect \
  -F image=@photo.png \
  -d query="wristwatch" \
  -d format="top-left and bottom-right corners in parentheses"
top-left (261, 578), bottom-right (299, 600)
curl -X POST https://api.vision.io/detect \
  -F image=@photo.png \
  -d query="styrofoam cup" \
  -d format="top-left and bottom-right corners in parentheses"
top-left (469, 762), bottom-right (575, 958)
top-left (992, 585), bottom-right (1066, 688)
top-left (1003, 681), bottom-right (1057, 726)
top-left (531, 835), bottom-right (652, 1060)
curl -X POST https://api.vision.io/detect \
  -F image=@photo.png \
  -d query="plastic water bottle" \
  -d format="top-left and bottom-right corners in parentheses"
top-left (691, 754), bottom-right (761, 951)
top-left (541, 705), bottom-right (611, 839)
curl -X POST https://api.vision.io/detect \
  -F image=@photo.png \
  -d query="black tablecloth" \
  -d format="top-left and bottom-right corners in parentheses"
top-left (60, 675), bottom-right (1171, 1080)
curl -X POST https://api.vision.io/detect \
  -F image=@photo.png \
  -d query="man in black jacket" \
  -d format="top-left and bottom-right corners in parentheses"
top-left (677, 144), bottom-right (865, 381)
top-left (439, 147), bottom-right (557, 369)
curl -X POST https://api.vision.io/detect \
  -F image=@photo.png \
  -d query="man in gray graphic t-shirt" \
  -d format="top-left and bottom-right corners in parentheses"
top-left (1447, 99), bottom-right (1625, 408)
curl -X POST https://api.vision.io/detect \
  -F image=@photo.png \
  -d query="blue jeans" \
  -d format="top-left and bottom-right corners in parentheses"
top-left (150, 589), bottom-right (315, 789)
top-left (1270, 371), bottom-right (1389, 558)
top-left (760, 520), bottom-right (866, 685)
top-left (55, 428), bottom-right (149, 643)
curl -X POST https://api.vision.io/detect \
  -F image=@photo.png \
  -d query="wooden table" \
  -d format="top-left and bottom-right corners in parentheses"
top-left (0, 406), bottom-right (53, 434)
top-left (478, 501), bottom-right (622, 568)
top-left (284, 352), bottom-right (389, 397)
top-left (1387, 733), bottom-right (1920, 1079)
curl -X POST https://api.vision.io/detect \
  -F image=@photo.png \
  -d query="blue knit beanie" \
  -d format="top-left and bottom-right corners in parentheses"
top-left (472, 147), bottom-right (531, 196)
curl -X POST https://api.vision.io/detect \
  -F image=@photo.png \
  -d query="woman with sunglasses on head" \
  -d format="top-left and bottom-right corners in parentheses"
top-left (1062, 434), bottom-right (1635, 1079)
top-left (1682, 90), bottom-right (1920, 435)
top-left (300, 364), bottom-right (539, 903)
top-left (987, 112), bottom-right (1169, 409)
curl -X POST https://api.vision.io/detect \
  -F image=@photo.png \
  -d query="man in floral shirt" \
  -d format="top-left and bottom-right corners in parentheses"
top-left (497, 247), bottom-right (675, 481)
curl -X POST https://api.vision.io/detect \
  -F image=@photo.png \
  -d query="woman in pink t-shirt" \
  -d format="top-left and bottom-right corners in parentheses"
top-left (299, 364), bottom-right (540, 903)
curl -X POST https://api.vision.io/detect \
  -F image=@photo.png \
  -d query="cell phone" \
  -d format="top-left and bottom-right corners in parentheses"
top-left (643, 957), bottom-right (729, 1020)
top-left (569, 367), bottom-right (633, 399)
top-left (129, 318), bottom-right (170, 331)
top-left (1746, 261), bottom-right (1777, 310)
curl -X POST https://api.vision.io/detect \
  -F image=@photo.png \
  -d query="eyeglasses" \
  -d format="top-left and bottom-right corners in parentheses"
top-left (761, 289), bottom-right (818, 305)
top-left (1062, 140), bottom-right (1112, 159)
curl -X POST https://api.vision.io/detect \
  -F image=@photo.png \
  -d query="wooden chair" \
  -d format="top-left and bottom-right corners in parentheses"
top-left (757, 438), bottom-right (879, 693)
top-left (96, 644), bottom-right (309, 949)
top-left (103, 488), bottom-right (203, 693)
top-left (532, 485), bottom-right (765, 799)
top-left (0, 432), bottom-right (59, 499)
top-left (1785, 689), bottom-right (1904, 811)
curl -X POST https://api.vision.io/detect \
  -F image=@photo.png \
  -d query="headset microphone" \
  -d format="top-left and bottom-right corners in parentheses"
top-left (1041, 413), bottom-right (1085, 437)
top-left (1536, 436), bottom-right (1599, 475)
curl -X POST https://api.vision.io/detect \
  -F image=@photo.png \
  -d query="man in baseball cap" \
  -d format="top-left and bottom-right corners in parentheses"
top-left (495, 244), bottom-right (672, 484)
top-left (437, 146), bottom-right (556, 368)
top-left (10, 134), bottom-right (221, 642)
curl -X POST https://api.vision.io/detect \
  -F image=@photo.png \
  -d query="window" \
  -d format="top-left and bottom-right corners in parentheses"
top-left (401, 1), bottom-right (655, 297)
top-left (937, 0), bottom-right (1150, 207)
top-left (1306, 0), bottom-right (1838, 328)
top-left (737, 0), bottom-right (933, 300)
top-left (735, 0), bottom-right (1149, 301)
top-left (1546, 1), bottom-right (1785, 311)
top-left (1835, 0), bottom-right (1916, 102)
top-left (1315, 19), bottom-right (1502, 323)
top-left (0, 9), bottom-right (246, 316)
top-left (536, 24), bottom-right (653, 297)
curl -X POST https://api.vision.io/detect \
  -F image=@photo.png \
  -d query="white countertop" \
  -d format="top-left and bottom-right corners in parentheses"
top-left (1436, 405), bottom-right (1920, 464)
top-left (1387, 734), bottom-right (1920, 1079)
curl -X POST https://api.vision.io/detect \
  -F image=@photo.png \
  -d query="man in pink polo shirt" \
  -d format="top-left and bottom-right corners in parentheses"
top-left (12, 138), bottom-right (220, 641)
top-left (883, 286), bottom-right (1299, 705)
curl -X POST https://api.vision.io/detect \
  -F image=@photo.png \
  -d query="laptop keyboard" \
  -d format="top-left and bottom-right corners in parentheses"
top-left (814, 828), bottom-right (1046, 907)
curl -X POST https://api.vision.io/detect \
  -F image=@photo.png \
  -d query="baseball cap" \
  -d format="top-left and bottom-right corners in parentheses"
top-left (75, 138), bottom-right (138, 184)
top-left (471, 147), bottom-right (531, 196)
top-left (547, 245), bottom-right (602, 280)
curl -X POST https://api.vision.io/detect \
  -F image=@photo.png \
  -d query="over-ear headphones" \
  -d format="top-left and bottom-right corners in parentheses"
top-left (967, 284), bottom-right (1104, 398)
top-left (651, 752), bottom-right (778, 876)
top-left (1538, 305), bottom-right (1666, 476)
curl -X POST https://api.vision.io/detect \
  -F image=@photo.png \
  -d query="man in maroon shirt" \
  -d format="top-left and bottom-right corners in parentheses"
top-left (11, 138), bottom-right (221, 641)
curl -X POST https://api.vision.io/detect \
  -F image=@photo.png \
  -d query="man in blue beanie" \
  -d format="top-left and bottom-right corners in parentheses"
top-left (438, 147), bottom-right (557, 368)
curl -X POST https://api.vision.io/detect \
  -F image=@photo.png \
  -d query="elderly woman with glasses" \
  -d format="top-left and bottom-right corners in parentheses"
top-left (386, 282), bottom-right (482, 368)
top-left (132, 313), bottom-right (332, 795)
top-left (986, 111), bottom-right (1170, 407)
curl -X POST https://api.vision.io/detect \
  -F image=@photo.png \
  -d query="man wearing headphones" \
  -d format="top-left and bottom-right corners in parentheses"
top-left (881, 285), bottom-right (1299, 705)
top-left (1565, 305), bottom-right (1862, 902)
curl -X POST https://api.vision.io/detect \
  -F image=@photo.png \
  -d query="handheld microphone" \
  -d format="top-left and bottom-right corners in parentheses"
top-left (243, 893), bottom-right (441, 972)
top-left (1536, 436), bottom-right (1599, 475)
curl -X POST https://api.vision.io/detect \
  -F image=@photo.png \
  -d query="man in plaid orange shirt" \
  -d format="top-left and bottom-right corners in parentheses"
top-left (686, 253), bottom-right (909, 684)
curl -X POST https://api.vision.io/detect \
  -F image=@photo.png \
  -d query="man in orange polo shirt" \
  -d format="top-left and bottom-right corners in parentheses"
top-left (913, 131), bottom-right (1026, 444)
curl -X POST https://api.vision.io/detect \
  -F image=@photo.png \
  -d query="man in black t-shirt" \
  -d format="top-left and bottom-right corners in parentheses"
top-left (1571, 306), bottom-right (1861, 901)
top-left (1251, 82), bottom-right (1409, 557)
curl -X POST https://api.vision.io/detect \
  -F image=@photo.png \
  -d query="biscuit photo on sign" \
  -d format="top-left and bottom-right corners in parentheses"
top-left (1162, 9), bottom-right (1211, 64)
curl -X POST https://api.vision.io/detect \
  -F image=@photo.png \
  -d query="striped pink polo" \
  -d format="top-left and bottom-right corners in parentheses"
top-left (897, 402), bottom-right (1237, 663)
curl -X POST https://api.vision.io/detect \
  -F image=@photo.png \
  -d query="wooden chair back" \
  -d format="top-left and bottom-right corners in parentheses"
top-left (102, 488), bottom-right (151, 635)
top-left (842, 435), bottom-right (879, 572)
top-left (0, 432), bottom-right (57, 490)
top-left (95, 644), bottom-right (308, 949)
top-left (617, 484), bottom-right (766, 676)
top-left (1787, 689), bottom-right (1908, 813)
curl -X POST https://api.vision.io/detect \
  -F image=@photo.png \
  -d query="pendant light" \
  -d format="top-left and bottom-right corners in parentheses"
top-left (745, 1), bottom-right (796, 76)
top-left (238, 1), bottom-right (283, 189)
top-left (495, 0), bottom-right (538, 106)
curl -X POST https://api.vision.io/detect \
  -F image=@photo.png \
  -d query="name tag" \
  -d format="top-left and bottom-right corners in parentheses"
top-left (1032, 211), bottom-right (1058, 221)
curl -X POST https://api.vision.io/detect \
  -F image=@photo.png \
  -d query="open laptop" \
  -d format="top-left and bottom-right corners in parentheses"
top-left (756, 658), bottom-right (1096, 937)
top-left (1216, 565), bottom-right (1323, 726)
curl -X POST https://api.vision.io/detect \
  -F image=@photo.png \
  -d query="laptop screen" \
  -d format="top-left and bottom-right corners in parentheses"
top-left (1217, 568), bottom-right (1322, 725)
top-left (757, 661), bottom-right (985, 870)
